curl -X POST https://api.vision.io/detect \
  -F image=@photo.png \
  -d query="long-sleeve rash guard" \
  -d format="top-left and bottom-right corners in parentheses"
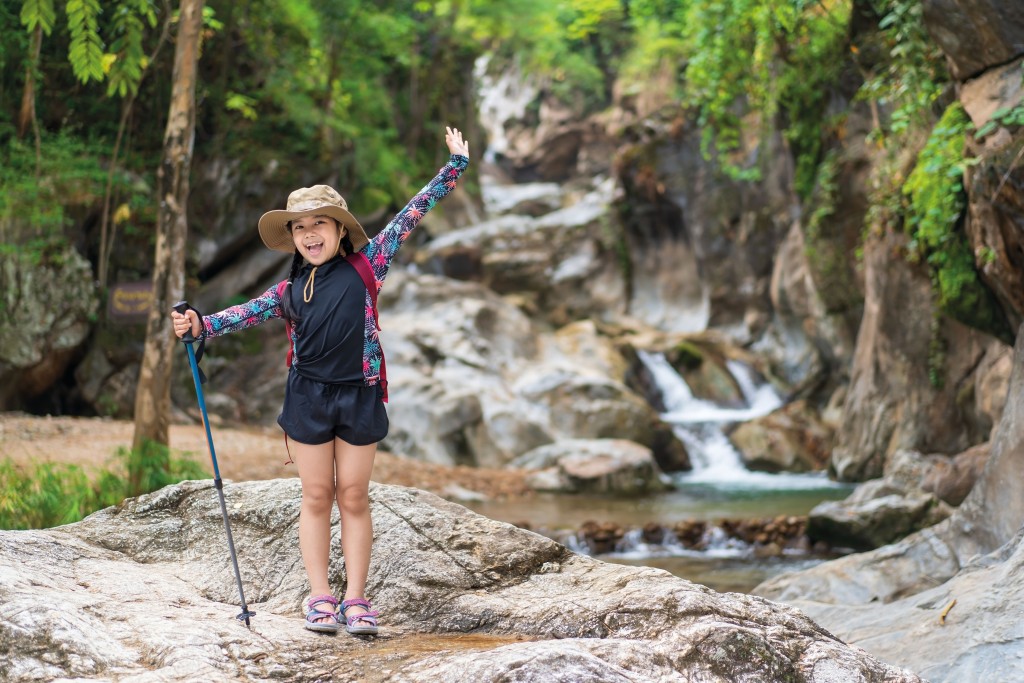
top-left (199, 153), bottom-right (469, 387)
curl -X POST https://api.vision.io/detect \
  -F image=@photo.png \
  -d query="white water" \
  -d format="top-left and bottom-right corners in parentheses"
top-left (638, 350), bottom-right (844, 491)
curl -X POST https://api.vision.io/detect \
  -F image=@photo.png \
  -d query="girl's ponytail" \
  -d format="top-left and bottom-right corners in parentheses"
top-left (279, 249), bottom-right (304, 323)
top-left (340, 233), bottom-right (354, 257)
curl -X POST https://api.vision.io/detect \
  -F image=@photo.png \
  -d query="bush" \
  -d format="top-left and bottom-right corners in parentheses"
top-left (0, 442), bottom-right (206, 530)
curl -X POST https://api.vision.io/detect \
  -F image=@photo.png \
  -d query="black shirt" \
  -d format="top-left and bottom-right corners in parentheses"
top-left (290, 255), bottom-right (367, 384)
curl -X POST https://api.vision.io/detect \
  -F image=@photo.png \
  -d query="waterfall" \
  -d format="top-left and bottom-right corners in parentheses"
top-left (638, 350), bottom-right (842, 490)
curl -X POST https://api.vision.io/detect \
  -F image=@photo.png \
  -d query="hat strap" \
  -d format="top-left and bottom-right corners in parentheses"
top-left (303, 266), bottom-right (318, 303)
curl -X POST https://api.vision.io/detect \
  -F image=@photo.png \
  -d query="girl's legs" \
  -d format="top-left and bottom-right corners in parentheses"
top-left (292, 439), bottom-right (338, 622)
top-left (334, 438), bottom-right (377, 620)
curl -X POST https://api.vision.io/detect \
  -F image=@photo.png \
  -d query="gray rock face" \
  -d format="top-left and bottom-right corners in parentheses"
top-left (0, 479), bottom-right (922, 682)
top-left (755, 323), bottom-right (1024, 680)
top-left (922, 0), bottom-right (1024, 80)
top-left (831, 230), bottom-right (1010, 481)
top-left (0, 248), bottom-right (98, 410)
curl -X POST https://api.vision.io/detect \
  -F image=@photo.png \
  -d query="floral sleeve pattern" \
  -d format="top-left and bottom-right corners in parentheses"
top-left (358, 153), bottom-right (468, 389)
top-left (361, 154), bottom-right (469, 285)
top-left (202, 284), bottom-right (283, 339)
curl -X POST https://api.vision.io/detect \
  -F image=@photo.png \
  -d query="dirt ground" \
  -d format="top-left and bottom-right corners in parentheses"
top-left (0, 413), bottom-right (533, 501)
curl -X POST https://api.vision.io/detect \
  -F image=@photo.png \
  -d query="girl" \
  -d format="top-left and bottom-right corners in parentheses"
top-left (172, 127), bottom-right (470, 635)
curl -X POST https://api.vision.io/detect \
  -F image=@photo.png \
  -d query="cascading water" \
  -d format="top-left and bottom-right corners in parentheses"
top-left (637, 350), bottom-right (844, 490)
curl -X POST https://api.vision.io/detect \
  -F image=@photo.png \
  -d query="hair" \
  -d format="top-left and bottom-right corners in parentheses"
top-left (279, 218), bottom-right (353, 323)
top-left (279, 250), bottom-right (304, 323)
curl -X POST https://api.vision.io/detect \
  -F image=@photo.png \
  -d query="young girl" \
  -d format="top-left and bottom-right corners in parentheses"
top-left (171, 127), bottom-right (470, 635)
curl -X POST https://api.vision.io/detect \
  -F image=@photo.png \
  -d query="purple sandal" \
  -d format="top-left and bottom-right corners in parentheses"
top-left (341, 598), bottom-right (379, 635)
top-left (304, 594), bottom-right (341, 633)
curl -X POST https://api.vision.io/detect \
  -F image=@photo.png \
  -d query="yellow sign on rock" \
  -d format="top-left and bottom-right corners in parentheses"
top-left (109, 282), bottom-right (152, 322)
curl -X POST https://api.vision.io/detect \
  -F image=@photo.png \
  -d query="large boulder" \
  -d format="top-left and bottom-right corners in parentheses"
top-left (731, 399), bottom-right (834, 474)
top-left (0, 479), bottom-right (922, 682)
top-left (514, 438), bottom-right (672, 494)
top-left (0, 247), bottom-right (98, 411)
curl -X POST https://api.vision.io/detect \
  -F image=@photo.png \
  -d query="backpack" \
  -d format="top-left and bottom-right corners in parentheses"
top-left (275, 252), bottom-right (388, 402)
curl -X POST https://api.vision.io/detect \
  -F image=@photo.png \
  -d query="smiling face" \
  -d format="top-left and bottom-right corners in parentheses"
top-left (289, 214), bottom-right (347, 265)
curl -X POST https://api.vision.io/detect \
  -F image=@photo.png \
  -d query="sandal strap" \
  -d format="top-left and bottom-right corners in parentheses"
top-left (341, 598), bottom-right (371, 610)
top-left (348, 611), bottom-right (379, 625)
top-left (341, 598), bottom-right (379, 625)
top-left (306, 607), bottom-right (340, 621)
top-left (308, 594), bottom-right (339, 608)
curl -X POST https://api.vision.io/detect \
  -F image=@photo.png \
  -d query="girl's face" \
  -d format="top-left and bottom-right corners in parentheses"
top-left (290, 215), bottom-right (347, 266)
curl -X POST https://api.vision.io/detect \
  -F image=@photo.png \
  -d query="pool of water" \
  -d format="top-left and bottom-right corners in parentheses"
top-left (465, 482), bottom-right (853, 594)
top-left (466, 481), bottom-right (852, 530)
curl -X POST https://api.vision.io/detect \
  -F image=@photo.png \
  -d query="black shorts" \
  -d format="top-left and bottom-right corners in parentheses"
top-left (277, 370), bottom-right (389, 446)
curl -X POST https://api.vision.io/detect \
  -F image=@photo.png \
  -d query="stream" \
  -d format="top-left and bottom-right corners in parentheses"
top-left (466, 352), bottom-right (852, 593)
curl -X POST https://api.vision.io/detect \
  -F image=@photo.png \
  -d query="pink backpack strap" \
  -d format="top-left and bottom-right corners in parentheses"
top-left (345, 252), bottom-right (388, 402)
top-left (276, 280), bottom-right (294, 368)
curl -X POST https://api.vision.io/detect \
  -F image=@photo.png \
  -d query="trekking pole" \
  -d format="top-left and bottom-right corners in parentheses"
top-left (173, 301), bottom-right (256, 628)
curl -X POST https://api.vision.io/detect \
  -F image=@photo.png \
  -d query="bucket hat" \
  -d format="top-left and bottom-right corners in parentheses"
top-left (258, 185), bottom-right (370, 254)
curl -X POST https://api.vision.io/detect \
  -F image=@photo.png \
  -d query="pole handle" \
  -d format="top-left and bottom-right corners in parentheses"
top-left (172, 300), bottom-right (197, 343)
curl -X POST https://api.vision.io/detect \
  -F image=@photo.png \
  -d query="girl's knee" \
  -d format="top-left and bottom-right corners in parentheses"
top-left (301, 483), bottom-right (336, 514)
top-left (337, 484), bottom-right (369, 514)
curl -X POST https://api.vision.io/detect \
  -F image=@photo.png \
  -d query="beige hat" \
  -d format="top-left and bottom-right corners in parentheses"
top-left (258, 185), bottom-right (370, 254)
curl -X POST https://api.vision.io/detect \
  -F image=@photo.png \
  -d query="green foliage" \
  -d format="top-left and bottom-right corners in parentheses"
top-left (66, 0), bottom-right (105, 84)
top-left (857, 0), bottom-right (947, 142)
top-left (674, 0), bottom-right (850, 189)
top-left (903, 102), bottom-right (1010, 341)
top-left (105, 0), bottom-right (158, 97)
top-left (0, 132), bottom-right (145, 249)
top-left (19, 0), bottom-right (56, 34)
top-left (0, 444), bottom-right (205, 530)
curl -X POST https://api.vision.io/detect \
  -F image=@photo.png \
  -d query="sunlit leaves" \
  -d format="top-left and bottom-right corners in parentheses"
top-left (106, 0), bottom-right (158, 97)
top-left (67, 0), bottom-right (105, 84)
top-left (225, 92), bottom-right (258, 121)
top-left (20, 0), bottom-right (56, 34)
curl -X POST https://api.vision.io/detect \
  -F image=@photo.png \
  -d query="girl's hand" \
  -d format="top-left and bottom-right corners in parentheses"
top-left (445, 126), bottom-right (470, 157)
top-left (171, 309), bottom-right (201, 339)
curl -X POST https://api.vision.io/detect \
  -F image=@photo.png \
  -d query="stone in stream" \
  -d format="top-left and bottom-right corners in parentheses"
top-left (0, 479), bottom-right (922, 682)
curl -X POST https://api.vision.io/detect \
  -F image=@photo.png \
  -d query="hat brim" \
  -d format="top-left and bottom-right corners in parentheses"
top-left (258, 206), bottom-right (370, 254)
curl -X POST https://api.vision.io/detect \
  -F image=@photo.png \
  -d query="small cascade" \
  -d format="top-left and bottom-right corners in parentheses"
top-left (638, 350), bottom-right (841, 490)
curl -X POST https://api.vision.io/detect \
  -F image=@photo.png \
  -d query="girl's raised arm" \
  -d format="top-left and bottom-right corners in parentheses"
top-left (361, 127), bottom-right (470, 283)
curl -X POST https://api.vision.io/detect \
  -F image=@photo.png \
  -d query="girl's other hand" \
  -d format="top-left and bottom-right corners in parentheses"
top-left (171, 309), bottom-right (201, 339)
top-left (445, 126), bottom-right (469, 157)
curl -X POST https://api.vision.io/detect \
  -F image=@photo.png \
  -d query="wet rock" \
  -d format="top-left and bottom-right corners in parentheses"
top-left (672, 520), bottom-right (708, 550)
top-left (578, 520), bottom-right (626, 554)
top-left (730, 399), bottom-right (834, 473)
top-left (641, 522), bottom-right (664, 545)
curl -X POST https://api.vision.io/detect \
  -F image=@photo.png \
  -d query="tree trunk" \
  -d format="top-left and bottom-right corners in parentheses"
top-left (18, 24), bottom-right (43, 140)
top-left (131, 0), bottom-right (205, 490)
